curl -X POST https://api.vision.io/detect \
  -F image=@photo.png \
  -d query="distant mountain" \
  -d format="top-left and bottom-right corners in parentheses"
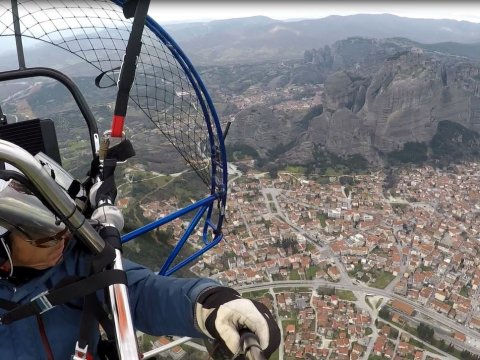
top-left (3, 13), bottom-right (480, 172)
top-left (408, 41), bottom-right (480, 61)
top-left (164, 14), bottom-right (480, 64)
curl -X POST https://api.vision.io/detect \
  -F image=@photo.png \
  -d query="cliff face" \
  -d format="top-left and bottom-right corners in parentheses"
top-left (295, 39), bottom-right (480, 164)
top-left (307, 38), bottom-right (403, 75)
top-left (223, 37), bottom-right (480, 166)
top-left (228, 104), bottom-right (305, 157)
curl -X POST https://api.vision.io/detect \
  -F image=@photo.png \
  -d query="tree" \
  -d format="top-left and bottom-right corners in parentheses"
top-left (378, 307), bottom-right (390, 320)
top-left (317, 286), bottom-right (335, 296)
top-left (439, 339), bottom-right (447, 350)
top-left (417, 322), bottom-right (434, 342)
top-left (268, 167), bottom-right (278, 179)
top-left (263, 219), bottom-right (272, 229)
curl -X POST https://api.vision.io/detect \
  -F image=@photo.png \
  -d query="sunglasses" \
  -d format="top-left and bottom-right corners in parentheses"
top-left (24, 227), bottom-right (69, 248)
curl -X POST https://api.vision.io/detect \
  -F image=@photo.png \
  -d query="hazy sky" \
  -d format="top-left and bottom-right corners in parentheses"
top-left (149, 1), bottom-right (480, 24)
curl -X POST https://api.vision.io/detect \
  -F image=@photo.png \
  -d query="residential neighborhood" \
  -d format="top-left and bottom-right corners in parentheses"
top-left (130, 161), bottom-right (480, 359)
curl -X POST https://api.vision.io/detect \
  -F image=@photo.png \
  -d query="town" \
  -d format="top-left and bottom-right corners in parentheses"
top-left (132, 162), bottom-right (480, 359)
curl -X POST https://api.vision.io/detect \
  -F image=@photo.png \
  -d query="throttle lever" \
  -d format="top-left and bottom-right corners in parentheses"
top-left (205, 329), bottom-right (267, 360)
top-left (240, 330), bottom-right (266, 360)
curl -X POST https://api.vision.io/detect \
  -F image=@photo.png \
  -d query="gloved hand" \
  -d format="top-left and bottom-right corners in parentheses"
top-left (196, 287), bottom-right (280, 358)
top-left (88, 159), bottom-right (118, 208)
top-left (90, 205), bottom-right (124, 231)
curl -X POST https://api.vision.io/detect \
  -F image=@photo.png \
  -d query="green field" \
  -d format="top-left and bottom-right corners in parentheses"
top-left (336, 290), bottom-right (357, 301)
top-left (241, 290), bottom-right (270, 299)
top-left (282, 166), bottom-right (306, 174)
top-left (305, 265), bottom-right (319, 280)
top-left (289, 269), bottom-right (301, 280)
top-left (365, 296), bottom-right (374, 310)
top-left (369, 270), bottom-right (395, 289)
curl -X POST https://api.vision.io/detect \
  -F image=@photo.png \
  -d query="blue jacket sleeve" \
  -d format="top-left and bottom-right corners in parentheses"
top-left (124, 259), bottom-right (220, 337)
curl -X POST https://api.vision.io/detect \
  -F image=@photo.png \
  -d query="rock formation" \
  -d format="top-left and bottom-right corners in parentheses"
top-left (295, 39), bottom-right (480, 164)
top-left (225, 37), bottom-right (480, 167)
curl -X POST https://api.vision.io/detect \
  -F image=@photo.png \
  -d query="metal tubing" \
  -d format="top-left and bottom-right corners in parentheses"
top-left (0, 140), bottom-right (105, 253)
top-left (163, 233), bottom-right (223, 276)
top-left (0, 67), bottom-right (99, 155)
top-left (11, 0), bottom-right (26, 69)
top-left (159, 205), bottom-right (208, 275)
top-left (202, 217), bottom-right (218, 245)
top-left (121, 194), bottom-right (218, 242)
top-left (202, 204), bottom-right (216, 245)
top-left (108, 249), bottom-right (140, 359)
top-left (142, 337), bottom-right (192, 359)
top-left (240, 331), bottom-right (266, 360)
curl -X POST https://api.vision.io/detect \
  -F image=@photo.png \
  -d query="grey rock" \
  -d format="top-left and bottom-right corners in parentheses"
top-left (297, 42), bottom-right (480, 163)
top-left (227, 37), bottom-right (480, 166)
top-left (228, 105), bottom-right (304, 157)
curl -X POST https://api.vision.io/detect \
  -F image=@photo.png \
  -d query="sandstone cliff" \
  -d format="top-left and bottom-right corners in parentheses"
top-left (293, 39), bottom-right (480, 165)
top-left (223, 38), bottom-right (480, 168)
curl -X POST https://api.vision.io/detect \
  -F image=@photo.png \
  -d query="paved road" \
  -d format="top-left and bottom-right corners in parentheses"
top-left (262, 187), bottom-right (326, 247)
top-left (353, 291), bottom-right (378, 360)
top-left (235, 280), bottom-right (480, 348)
top-left (382, 317), bottom-right (451, 359)
top-left (269, 288), bottom-right (284, 360)
top-left (244, 175), bottom-right (480, 354)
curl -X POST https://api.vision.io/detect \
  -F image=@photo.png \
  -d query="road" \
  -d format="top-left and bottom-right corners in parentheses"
top-left (238, 174), bottom-right (480, 355)
top-left (269, 288), bottom-right (284, 360)
top-left (235, 280), bottom-right (480, 348)
top-left (262, 187), bottom-right (326, 246)
top-left (353, 291), bottom-right (379, 359)
top-left (382, 315), bottom-right (451, 359)
top-left (466, 285), bottom-right (480, 325)
top-left (263, 186), bottom-right (354, 284)
top-left (384, 240), bottom-right (409, 294)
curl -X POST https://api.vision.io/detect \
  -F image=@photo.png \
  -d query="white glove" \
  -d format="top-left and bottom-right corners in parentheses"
top-left (90, 205), bottom-right (124, 231)
top-left (88, 181), bottom-right (103, 208)
top-left (195, 287), bottom-right (280, 357)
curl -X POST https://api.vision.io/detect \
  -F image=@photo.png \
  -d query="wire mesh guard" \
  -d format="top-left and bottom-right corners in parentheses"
top-left (0, 0), bottom-right (226, 194)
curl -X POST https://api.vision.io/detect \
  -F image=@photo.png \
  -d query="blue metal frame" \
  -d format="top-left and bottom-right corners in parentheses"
top-left (121, 194), bottom-right (223, 276)
top-left (112, 0), bottom-right (228, 275)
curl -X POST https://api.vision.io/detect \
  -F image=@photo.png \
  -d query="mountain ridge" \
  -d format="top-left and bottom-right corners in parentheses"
top-left (164, 14), bottom-right (480, 64)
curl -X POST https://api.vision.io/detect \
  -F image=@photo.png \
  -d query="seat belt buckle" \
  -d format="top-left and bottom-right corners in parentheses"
top-left (31, 291), bottom-right (54, 314)
top-left (72, 342), bottom-right (89, 360)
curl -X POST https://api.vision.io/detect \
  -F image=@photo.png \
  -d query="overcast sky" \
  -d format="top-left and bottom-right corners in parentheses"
top-left (148, 1), bottom-right (480, 24)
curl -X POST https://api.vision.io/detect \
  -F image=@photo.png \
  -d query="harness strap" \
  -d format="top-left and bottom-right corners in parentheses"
top-left (93, 293), bottom-right (115, 337)
top-left (0, 270), bottom-right (126, 325)
top-left (75, 293), bottom-right (98, 360)
top-left (90, 241), bottom-right (116, 274)
top-left (36, 314), bottom-right (54, 360)
top-left (0, 298), bottom-right (55, 359)
top-left (0, 298), bottom-right (16, 310)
